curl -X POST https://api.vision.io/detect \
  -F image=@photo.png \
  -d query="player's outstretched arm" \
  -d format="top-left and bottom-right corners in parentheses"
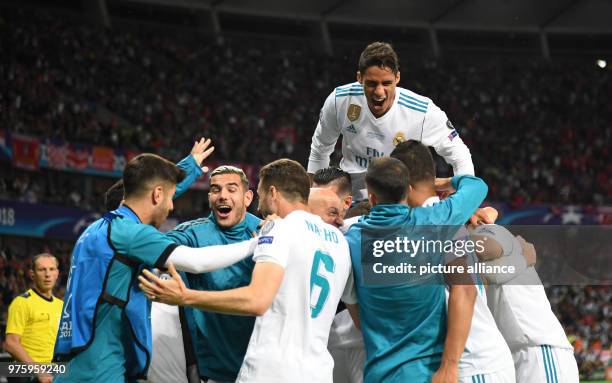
top-left (433, 277), bottom-right (476, 383)
top-left (435, 137), bottom-right (474, 176)
top-left (174, 137), bottom-right (215, 199)
top-left (139, 261), bottom-right (284, 316)
top-left (307, 92), bottom-right (341, 174)
top-left (474, 232), bottom-right (534, 285)
top-left (436, 182), bottom-right (497, 226)
top-left (425, 175), bottom-right (488, 226)
top-left (422, 102), bottom-right (475, 176)
top-left (167, 238), bottom-right (258, 274)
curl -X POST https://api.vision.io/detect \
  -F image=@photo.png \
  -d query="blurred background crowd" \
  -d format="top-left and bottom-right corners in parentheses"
top-left (1, 7), bottom-right (610, 210)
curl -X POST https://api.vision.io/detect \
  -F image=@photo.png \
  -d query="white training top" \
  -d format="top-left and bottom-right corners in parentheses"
top-left (308, 83), bottom-right (474, 199)
top-left (236, 210), bottom-right (353, 383)
top-left (472, 224), bottom-right (573, 351)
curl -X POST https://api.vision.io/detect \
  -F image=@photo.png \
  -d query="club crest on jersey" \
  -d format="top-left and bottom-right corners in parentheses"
top-left (347, 104), bottom-right (361, 122)
top-left (393, 132), bottom-right (406, 146)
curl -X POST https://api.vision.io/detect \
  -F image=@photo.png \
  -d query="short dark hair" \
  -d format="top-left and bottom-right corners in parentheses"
top-left (210, 165), bottom-right (249, 191)
top-left (365, 157), bottom-right (409, 204)
top-left (313, 167), bottom-right (352, 196)
top-left (358, 42), bottom-right (399, 75)
top-left (390, 140), bottom-right (436, 187)
top-left (345, 201), bottom-right (371, 219)
top-left (104, 179), bottom-right (124, 211)
top-left (259, 159), bottom-right (310, 204)
top-left (123, 154), bottom-right (186, 198)
top-left (31, 253), bottom-right (59, 270)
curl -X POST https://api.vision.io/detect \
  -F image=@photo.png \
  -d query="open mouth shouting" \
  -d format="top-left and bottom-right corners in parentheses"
top-left (371, 97), bottom-right (386, 113)
top-left (215, 204), bottom-right (233, 219)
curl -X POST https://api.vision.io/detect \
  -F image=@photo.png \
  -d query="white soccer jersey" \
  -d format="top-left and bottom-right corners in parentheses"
top-left (308, 82), bottom-right (474, 198)
top-left (236, 210), bottom-right (352, 383)
top-left (472, 225), bottom-right (573, 351)
top-left (446, 285), bottom-right (515, 378)
top-left (140, 302), bottom-right (187, 383)
top-left (422, 197), bottom-right (514, 378)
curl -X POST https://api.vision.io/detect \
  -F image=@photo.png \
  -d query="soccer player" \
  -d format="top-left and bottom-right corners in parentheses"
top-left (308, 42), bottom-right (473, 200)
top-left (308, 187), bottom-right (345, 228)
top-left (343, 157), bottom-right (487, 383)
top-left (391, 140), bottom-right (516, 383)
top-left (313, 167), bottom-right (353, 217)
top-left (139, 159), bottom-right (353, 382)
top-left (54, 151), bottom-right (259, 383)
top-left (5, 254), bottom-right (62, 383)
top-left (470, 224), bottom-right (580, 383)
top-left (162, 165), bottom-right (260, 383)
top-left (101, 139), bottom-right (217, 383)
top-left (311, 169), bottom-right (365, 383)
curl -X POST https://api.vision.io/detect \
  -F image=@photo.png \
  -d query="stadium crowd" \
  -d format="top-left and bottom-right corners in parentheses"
top-left (548, 286), bottom-right (612, 380)
top-left (0, 165), bottom-right (95, 209)
top-left (1, 7), bottom-right (610, 208)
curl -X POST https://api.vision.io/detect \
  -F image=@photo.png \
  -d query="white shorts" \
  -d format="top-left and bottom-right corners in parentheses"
top-left (513, 345), bottom-right (579, 383)
top-left (459, 366), bottom-right (515, 383)
top-left (329, 346), bottom-right (365, 383)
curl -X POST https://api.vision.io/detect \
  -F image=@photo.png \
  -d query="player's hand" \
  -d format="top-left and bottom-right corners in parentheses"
top-left (139, 263), bottom-right (187, 306)
top-left (435, 178), bottom-right (455, 194)
top-left (468, 207), bottom-right (498, 227)
top-left (190, 137), bottom-right (215, 172)
top-left (431, 362), bottom-right (458, 383)
top-left (517, 236), bottom-right (537, 266)
top-left (37, 373), bottom-right (53, 383)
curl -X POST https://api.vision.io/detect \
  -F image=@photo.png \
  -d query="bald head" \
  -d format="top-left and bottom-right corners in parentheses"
top-left (308, 188), bottom-right (344, 228)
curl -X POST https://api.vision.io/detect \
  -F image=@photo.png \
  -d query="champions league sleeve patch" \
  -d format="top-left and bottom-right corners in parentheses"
top-left (258, 236), bottom-right (274, 245)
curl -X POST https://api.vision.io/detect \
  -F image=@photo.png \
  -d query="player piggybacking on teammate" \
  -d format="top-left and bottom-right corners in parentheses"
top-left (308, 42), bottom-right (474, 200)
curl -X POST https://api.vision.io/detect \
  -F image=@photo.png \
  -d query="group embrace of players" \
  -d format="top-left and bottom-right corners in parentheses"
top-left (53, 42), bottom-right (579, 383)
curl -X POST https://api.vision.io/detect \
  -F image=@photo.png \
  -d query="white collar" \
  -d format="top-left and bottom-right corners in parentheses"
top-left (421, 196), bottom-right (441, 207)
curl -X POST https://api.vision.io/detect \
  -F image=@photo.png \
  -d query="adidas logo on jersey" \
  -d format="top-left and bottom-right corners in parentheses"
top-left (345, 124), bottom-right (357, 134)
